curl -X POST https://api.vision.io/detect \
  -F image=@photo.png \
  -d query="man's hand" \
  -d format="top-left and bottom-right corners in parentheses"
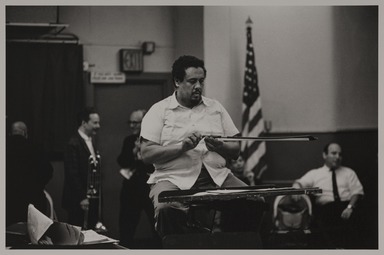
top-left (341, 207), bottom-right (353, 220)
top-left (204, 136), bottom-right (224, 152)
top-left (120, 168), bottom-right (135, 180)
top-left (182, 132), bottom-right (202, 151)
top-left (80, 198), bottom-right (89, 211)
top-left (245, 171), bottom-right (256, 186)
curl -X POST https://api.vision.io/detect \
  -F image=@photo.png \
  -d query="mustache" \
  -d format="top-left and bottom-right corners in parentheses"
top-left (192, 89), bottom-right (202, 94)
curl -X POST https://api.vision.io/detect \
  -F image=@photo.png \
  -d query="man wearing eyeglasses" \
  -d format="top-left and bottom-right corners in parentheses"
top-left (117, 109), bottom-right (159, 248)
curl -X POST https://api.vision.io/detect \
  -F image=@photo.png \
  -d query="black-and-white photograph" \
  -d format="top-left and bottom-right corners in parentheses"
top-left (3, 3), bottom-right (380, 252)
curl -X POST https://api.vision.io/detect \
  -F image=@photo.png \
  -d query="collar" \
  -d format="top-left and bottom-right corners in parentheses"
top-left (324, 164), bottom-right (339, 172)
top-left (169, 91), bottom-right (210, 109)
top-left (78, 129), bottom-right (92, 141)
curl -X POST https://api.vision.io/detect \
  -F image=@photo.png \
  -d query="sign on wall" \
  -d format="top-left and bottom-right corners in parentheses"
top-left (90, 72), bottom-right (126, 83)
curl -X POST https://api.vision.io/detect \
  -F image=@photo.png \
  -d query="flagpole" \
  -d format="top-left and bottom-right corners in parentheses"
top-left (242, 15), bottom-right (268, 180)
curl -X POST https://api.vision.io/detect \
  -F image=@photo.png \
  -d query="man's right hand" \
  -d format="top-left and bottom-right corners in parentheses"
top-left (141, 133), bottom-right (202, 165)
top-left (182, 132), bottom-right (202, 151)
top-left (80, 198), bottom-right (89, 211)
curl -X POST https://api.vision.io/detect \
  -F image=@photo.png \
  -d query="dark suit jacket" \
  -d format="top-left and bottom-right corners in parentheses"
top-left (117, 134), bottom-right (154, 205)
top-left (62, 131), bottom-right (96, 209)
top-left (6, 135), bottom-right (53, 226)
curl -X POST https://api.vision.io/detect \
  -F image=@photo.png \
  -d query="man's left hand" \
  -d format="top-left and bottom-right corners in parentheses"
top-left (341, 207), bottom-right (353, 220)
top-left (205, 136), bottom-right (224, 152)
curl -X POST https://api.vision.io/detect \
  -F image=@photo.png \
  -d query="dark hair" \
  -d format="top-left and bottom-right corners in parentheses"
top-left (77, 107), bottom-right (98, 126)
top-left (171, 55), bottom-right (206, 87)
top-left (323, 142), bottom-right (340, 154)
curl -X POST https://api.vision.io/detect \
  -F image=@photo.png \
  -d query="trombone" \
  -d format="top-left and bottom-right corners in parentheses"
top-left (83, 152), bottom-right (107, 233)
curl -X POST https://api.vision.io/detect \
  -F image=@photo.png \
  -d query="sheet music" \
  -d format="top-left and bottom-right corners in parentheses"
top-left (81, 230), bottom-right (118, 245)
top-left (192, 189), bottom-right (250, 196)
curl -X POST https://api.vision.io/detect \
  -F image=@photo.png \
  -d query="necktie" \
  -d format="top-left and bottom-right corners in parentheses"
top-left (331, 169), bottom-right (340, 202)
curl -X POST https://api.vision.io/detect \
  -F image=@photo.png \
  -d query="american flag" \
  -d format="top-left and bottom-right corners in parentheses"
top-left (241, 17), bottom-right (267, 181)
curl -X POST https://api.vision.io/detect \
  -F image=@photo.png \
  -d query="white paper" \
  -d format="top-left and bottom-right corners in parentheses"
top-left (81, 229), bottom-right (117, 245)
top-left (192, 189), bottom-right (251, 196)
top-left (27, 204), bottom-right (53, 244)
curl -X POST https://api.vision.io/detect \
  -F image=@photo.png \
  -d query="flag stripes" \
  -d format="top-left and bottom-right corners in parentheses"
top-left (241, 18), bottom-right (267, 180)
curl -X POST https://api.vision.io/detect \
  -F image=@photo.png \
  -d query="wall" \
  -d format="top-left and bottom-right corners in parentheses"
top-left (204, 6), bottom-right (378, 132)
top-left (174, 6), bottom-right (204, 59)
top-left (59, 6), bottom-right (176, 73)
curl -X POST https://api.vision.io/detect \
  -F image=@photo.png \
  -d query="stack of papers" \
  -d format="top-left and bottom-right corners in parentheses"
top-left (192, 189), bottom-right (250, 196)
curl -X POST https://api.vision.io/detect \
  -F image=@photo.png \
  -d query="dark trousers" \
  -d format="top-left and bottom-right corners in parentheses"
top-left (314, 201), bottom-right (360, 248)
top-left (150, 168), bottom-right (263, 238)
top-left (119, 178), bottom-right (160, 248)
top-left (66, 199), bottom-right (98, 230)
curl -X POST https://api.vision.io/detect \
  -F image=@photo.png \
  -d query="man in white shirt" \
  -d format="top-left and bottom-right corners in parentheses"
top-left (293, 142), bottom-right (364, 248)
top-left (141, 55), bottom-right (260, 238)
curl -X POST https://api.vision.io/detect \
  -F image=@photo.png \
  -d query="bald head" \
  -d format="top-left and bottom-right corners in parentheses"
top-left (129, 109), bottom-right (147, 135)
top-left (11, 121), bottom-right (28, 138)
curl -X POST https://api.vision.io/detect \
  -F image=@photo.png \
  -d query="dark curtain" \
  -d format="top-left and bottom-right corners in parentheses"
top-left (6, 42), bottom-right (84, 158)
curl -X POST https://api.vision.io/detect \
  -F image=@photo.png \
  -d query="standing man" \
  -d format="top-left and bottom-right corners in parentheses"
top-left (293, 142), bottom-right (364, 248)
top-left (62, 107), bottom-right (101, 229)
top-left (117, 109), bottom-right (159, 248)
top-left (140, 55), bottom-right (264, 239)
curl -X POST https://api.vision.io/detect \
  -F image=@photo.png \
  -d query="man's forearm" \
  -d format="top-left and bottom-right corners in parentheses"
top-left (348, 194), bottom-right (363, 208)
top-left (213, 141), bottom-right (240, 159)
top-left (141, 140), bottom-right (185, 165)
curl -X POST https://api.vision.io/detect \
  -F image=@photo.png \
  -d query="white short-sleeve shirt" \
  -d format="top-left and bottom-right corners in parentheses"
top-left (140, 93), bottom-right (239, 190)
top-left (295, 165), bottom-right (364, 205)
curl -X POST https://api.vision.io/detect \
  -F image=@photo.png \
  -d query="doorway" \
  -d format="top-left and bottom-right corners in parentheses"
top-left (93, 73), bottom-right (173, 240)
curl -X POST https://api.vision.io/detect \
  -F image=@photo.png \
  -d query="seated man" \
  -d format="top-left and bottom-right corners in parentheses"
top-left (140, 55), bottom-right (261, 239)
top-left (6, 121), bottom-right (53, 226)
top-left (292, 142), bottom-right (364, 248)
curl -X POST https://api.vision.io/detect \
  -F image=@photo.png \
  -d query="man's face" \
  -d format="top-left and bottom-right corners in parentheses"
top-left (323, 143), bottom-right (342, 169)
top-left (129, 111), bottom-right (143, 135)
top-left (176, 67), bottom-right (205, 108)
top-left (83, 113), bottom-right (100, 137)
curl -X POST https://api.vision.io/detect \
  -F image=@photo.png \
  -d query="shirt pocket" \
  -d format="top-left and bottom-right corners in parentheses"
top-left (161, 109), bottom-right (188, 144)
top-left (204, 109), bottom-right (223, 136)
top-left (160, 110), bottom-right (174, 144)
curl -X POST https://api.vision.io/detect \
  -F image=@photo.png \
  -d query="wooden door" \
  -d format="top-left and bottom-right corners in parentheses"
top-left (93, 73), bottom-right (173, 239)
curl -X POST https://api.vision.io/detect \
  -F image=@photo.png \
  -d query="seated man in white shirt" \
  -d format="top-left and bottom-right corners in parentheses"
top-left (293, 142), bottom-right (364, 248)
top-left (140, 55), bottom-right (263, 239)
